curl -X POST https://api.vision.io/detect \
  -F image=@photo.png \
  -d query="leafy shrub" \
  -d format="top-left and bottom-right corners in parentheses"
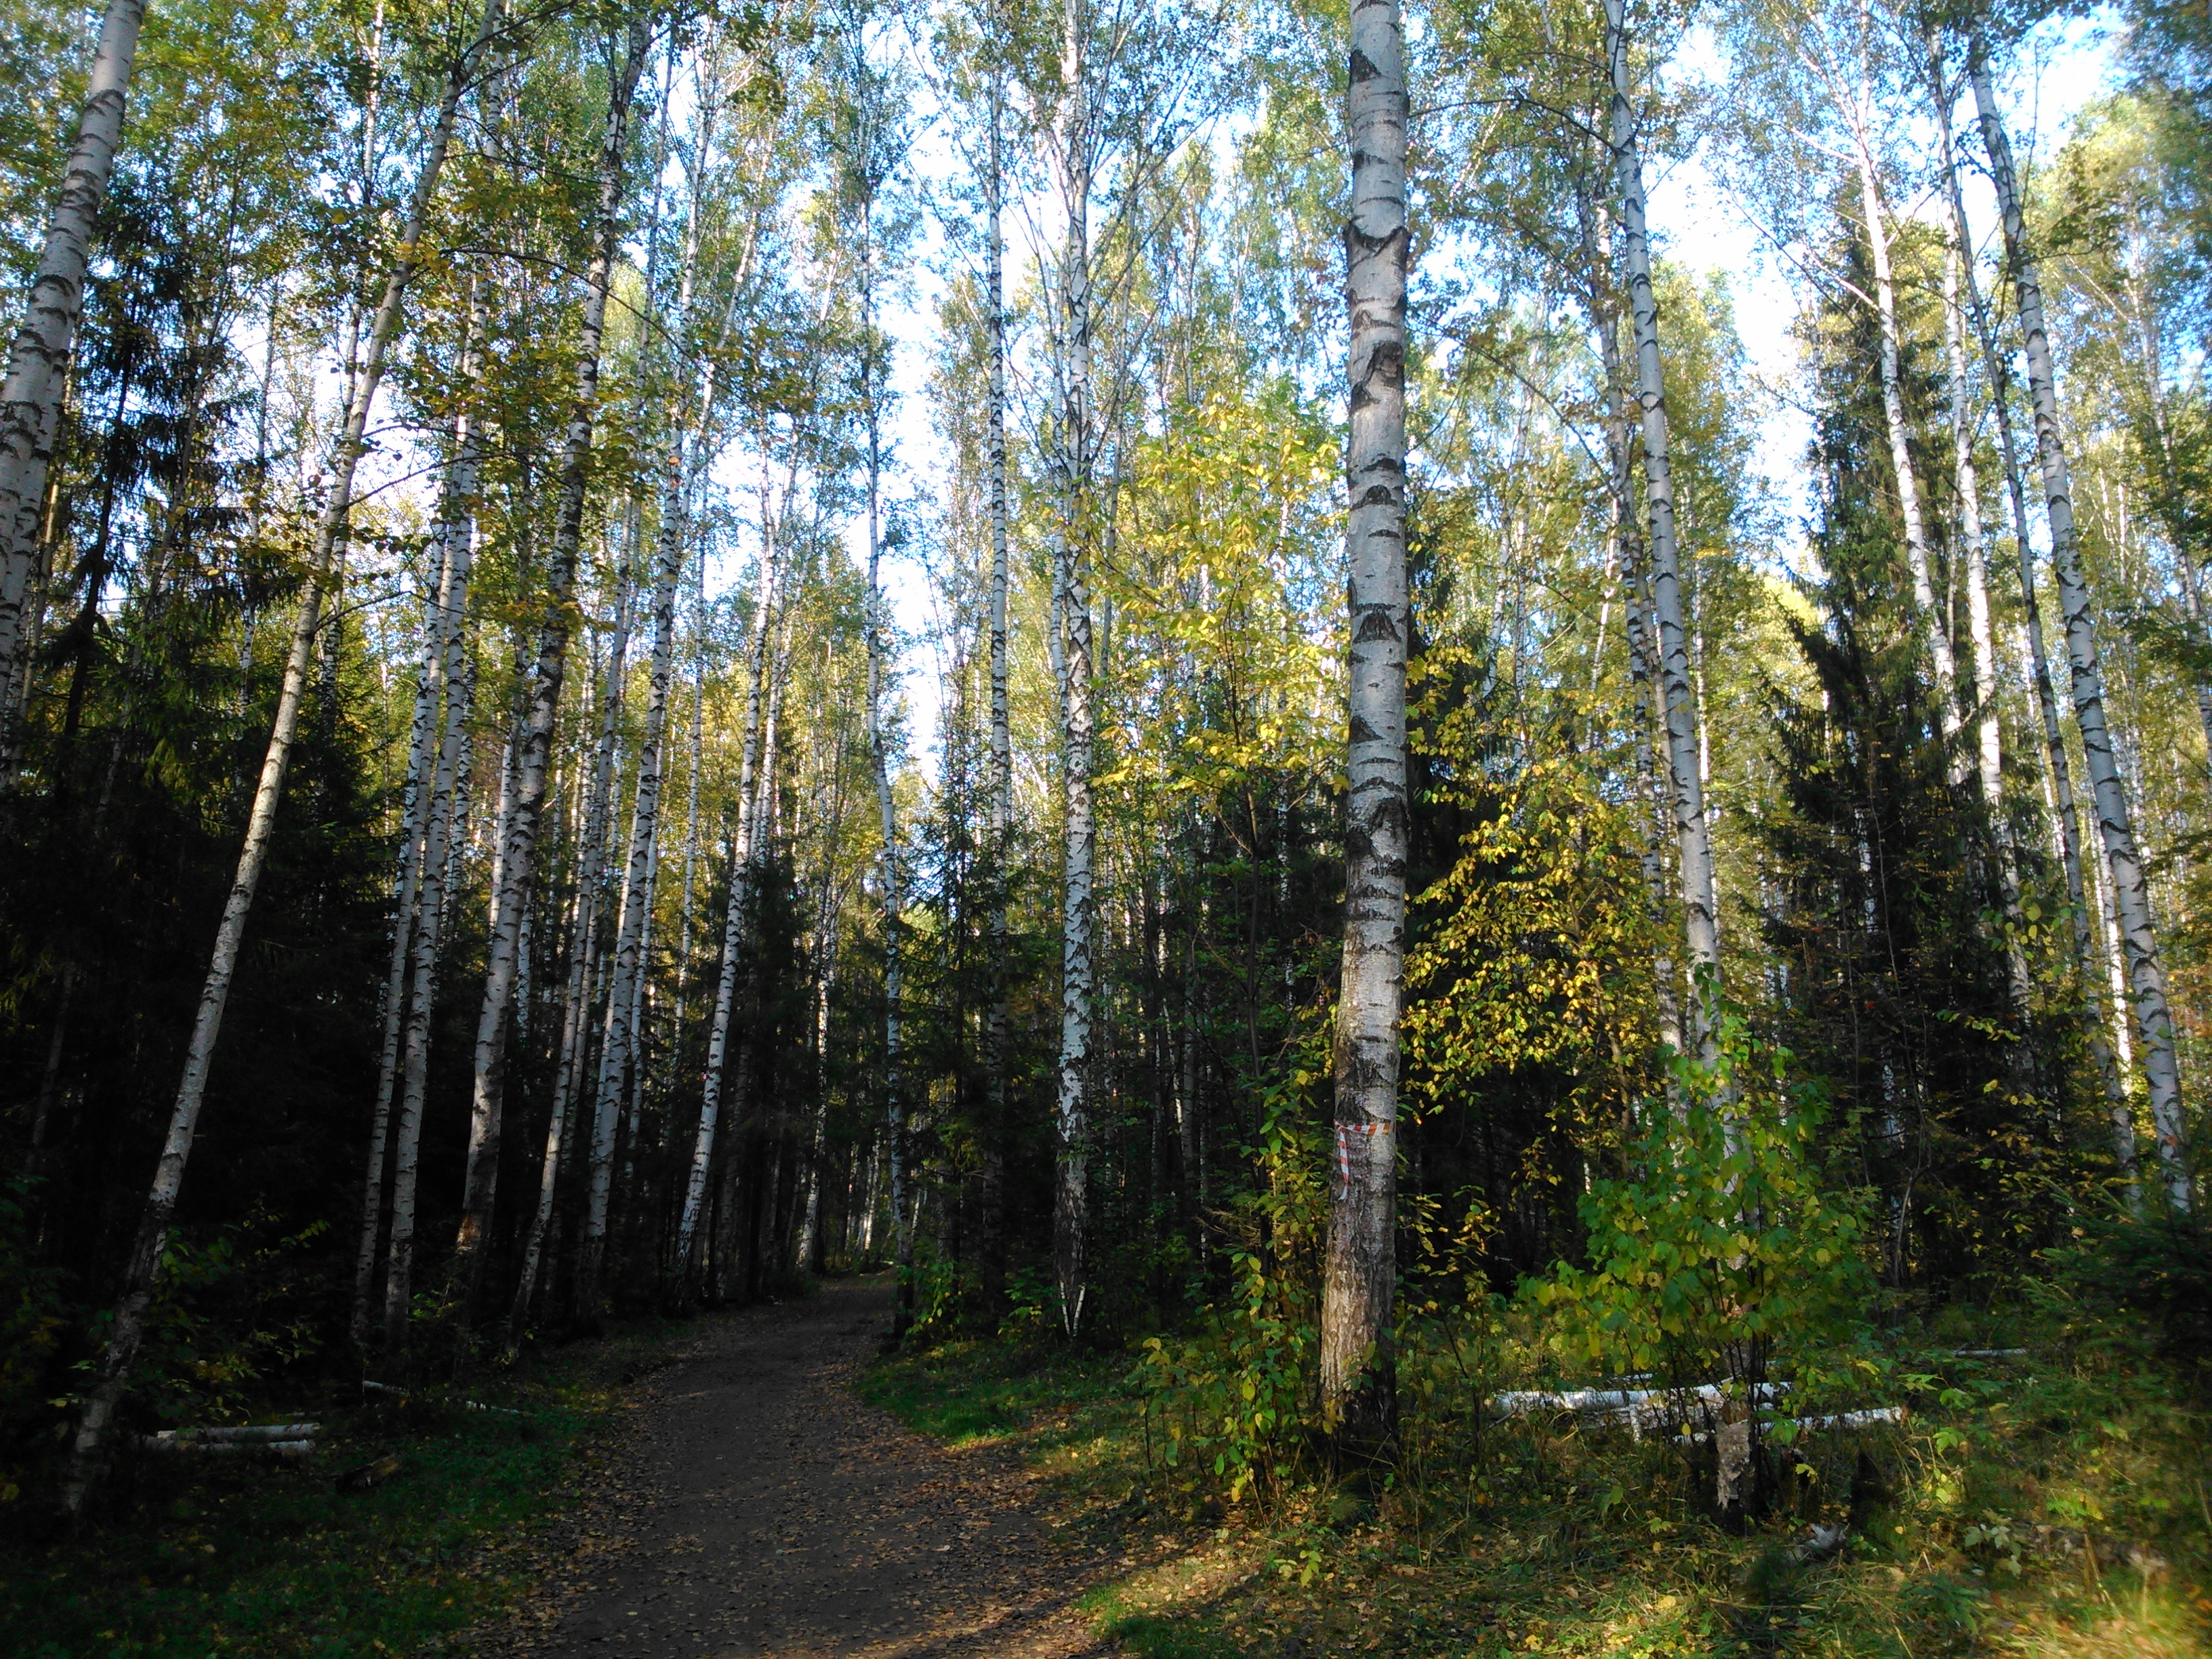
top-left (1528, 1004), bottom-right (1873, 1504)
top-left (1134, 1080), bottom-right (1324, 1508)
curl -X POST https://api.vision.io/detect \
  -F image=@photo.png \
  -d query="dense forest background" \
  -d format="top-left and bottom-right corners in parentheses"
top-left (1, 0), bottom-right (2207, 1535)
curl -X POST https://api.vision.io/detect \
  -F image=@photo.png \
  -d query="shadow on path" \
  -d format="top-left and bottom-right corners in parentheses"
top-left (483, 1277), bottom-right (1122, 1659)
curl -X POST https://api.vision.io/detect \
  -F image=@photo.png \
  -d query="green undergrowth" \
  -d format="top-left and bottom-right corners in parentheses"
top-left (0, 1315), bottom-right (697, 1659)
top-left (869, 1306), bottom-right (2212, 1658)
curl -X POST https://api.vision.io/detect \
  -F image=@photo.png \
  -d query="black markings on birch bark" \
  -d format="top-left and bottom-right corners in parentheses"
top-left (0, 0), bottom-right (147, 756)
top-left (63, 0), bottom-right (508, 1509)
top-left (1321, 0), bottom-right (1407, 1452)
top-left (1049, 0), bottom-right (1098, 1341)
top-left (464, 18), bottom-right (654, 1338)
top-left (1605, 0), bottom-right (1720, 1050)
top-left (981, 64), bottom-right (1012, 1325)
top-left (1969, 40), bottom-right (2192, 1212)
top-left (1928, 41), bottom-right (2131, 1153)
top-left (675, 474), bottom-right (785, 1284)
top-left (383, 284), bottom-right (487, 1355)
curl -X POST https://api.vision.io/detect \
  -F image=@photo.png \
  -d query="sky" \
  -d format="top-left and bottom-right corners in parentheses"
top-left (821, 9), bottom-right (2129, 782)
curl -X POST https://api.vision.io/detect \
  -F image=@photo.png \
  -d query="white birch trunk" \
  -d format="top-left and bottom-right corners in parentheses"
top-left (505, 557), bottom-right (634, 1336)
top-left (0, 0), bottom-right (146, 722)
top-left (1928, 49), bottom-right (2133, 1152)
top-left (62, 0), bottom-right (506, 1512)
top-left (455, 20), bottom-right (653, 1319)
top-left (380, 295), bottom-right (485, 1356)
top-left (352, 537), bottom-right (447, 1348)
top-left (1852, 138), bottom-right (1966, 786)
top-left (1606, 0), bottom-right (1721, 1045)
top-left (982, 70), bottom-right (1012, 1316)
top-left (673, 497), bottom-right (784, 1282)
top-left (1586, 189), bottom-right (1683, 1064)
top-left (1319, 0), bottom-right (1408, 1448)
top-left (865, 444), bottom-right (909, 1336)
top-left (1048, 0), bottom-right (1097, 1341)
top-left (1941, 243), bottom-right (2035, 1019)
top-left (1969, 43), bottom-right (2191, 1210)
top-left (579, 438), bottom-right (694, 1321)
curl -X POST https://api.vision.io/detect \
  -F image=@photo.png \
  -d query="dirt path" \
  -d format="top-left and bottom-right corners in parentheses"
top-left (488, 1278), bottom-right (1122, 1659)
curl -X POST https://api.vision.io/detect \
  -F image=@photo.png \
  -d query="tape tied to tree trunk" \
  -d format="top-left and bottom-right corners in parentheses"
top-left (1335, 1119), bottom-right (1391, 1200)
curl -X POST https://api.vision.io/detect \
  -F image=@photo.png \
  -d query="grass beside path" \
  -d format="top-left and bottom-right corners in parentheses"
top-left (1, 1318), bottom-right (694, 1659)
top-left (863, 1330), bottom-right (2212, 1659)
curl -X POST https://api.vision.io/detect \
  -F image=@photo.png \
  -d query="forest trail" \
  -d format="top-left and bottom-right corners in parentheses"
top-left (486, 1277), bottom-right (1123, 1659)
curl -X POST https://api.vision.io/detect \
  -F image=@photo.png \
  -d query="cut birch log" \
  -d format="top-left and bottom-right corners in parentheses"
top-left (1671, 1406), bottom-right (1906, 1446)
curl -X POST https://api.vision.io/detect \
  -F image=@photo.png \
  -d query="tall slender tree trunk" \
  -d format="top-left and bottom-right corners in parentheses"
top-left (577, 419), bottom-right (695, 1324)
top-left (459, 17), bottom-right (654, 1328)
top-left (980, 70), bottom-right (1012, 1326)
top-left (1605, 0), bottom-right (1720, 1046)
top-left (865, 406), bottom-right (909, 1334)
top-left (1049, 0), bottom-right (1098, 1341)
top-left (1319, 0), bottom-right (1408, 1453)
top-left (353, 535), bottom-right (449, 1348)
top-left (1970, 41), bottom-right (2191, 1211)
top-left (506, 558), bottom-right (634, 1338)
top-left (1941, 243), bottom-right (2035, 1021)
top-left (382, 287), bottom-right (487, 1357)
top-left (674, 495), bottom-right (784, 1282)
top-left (1927, 48), bottom-right (2131, 1156)
top-left (1849, 129), bottom-right (1965, 788)
top-left (61, 0), bottom-right (506, 1515)
top-left (0, 0), bottom-right (147, 740)
top-left (1583, 184), bottom-right (1683, 1064)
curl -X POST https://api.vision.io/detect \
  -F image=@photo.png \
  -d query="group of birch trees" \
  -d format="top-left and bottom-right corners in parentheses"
top-left (1, 0), bottom-right (2209, 1509)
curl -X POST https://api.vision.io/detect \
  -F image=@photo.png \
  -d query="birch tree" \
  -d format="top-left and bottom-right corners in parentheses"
top-left (455, 15), bottom-right (655, 1324)
top-left (1969, 32), bottom-right (2193, 1212)
top-left (1319, 0), bottom-right (1409, 1450)
top-left (62, 0), bottom-right (508, 1509)
top-left (1607, 0), bottom-right (1721, 1042)
top-left (0, 0), bottom-right (148, 750)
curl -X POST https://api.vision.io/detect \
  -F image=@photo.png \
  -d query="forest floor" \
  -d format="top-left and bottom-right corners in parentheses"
top-left (477, 1275), bottom-right (1151, 1658)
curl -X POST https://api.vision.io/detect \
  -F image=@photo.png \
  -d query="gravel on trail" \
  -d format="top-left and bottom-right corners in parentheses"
top-left (481, 1276), bottom-right (1125, 1659)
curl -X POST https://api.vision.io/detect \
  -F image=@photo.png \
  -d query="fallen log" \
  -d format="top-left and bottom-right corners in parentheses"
top-left (363, 1379), bottom-right (523, 1416)
top-left (1671, 1406), bottom-right (1906, 1446)
top-left (138, 1432), bottom-right (316, 1458)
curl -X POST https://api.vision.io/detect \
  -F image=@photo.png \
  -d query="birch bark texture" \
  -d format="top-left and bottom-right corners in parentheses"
top-left (353, 538), bottom-right (449, 1347)
top-left (981, 70), bottom-right (1013, 1321)
top-left (1319, 0), bottom-right (1408, 1451)
top-left (1969, 39), bottom-right (2192, 1212)
top-left (1926, 49), bottom-right (2133, 1151)
top-left (1050, 0), bottom-right (1099, 1340)
top-left (507, 589), bottom-right (634, 1343)
top-left (62, 0), bottom-right (506, 1507)
top-left (575, 178), bottom-right (712, 1324)
top-left (1851, 140), bottom-right (1966, 777)
top-left (382, 325), bottom-right (485, 1353)
top-left (458, 18), bottom-right (655, 1323)
top-left (0, 0), bottom-right (147, 724)
top-left (674, 499), bottom-right (784, 1282)
top-left (1605, 0), bottom-right (1721, 1044)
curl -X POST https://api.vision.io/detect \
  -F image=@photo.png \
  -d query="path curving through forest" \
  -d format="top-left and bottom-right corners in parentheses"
top-left (489, 1277), bottom-right (1121, 1659)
